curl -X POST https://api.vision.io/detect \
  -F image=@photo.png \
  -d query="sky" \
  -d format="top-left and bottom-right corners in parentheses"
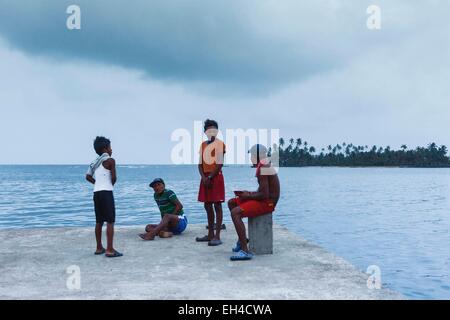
top-left (0, 0), bottom-right (449, 164)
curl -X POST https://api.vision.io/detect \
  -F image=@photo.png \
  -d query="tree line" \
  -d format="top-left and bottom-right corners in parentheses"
top-left (274, 138), bottom-right (450, 167)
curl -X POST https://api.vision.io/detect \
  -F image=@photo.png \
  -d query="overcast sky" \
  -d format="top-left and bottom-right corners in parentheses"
top-left (0, 0), bottom-right (449, 164)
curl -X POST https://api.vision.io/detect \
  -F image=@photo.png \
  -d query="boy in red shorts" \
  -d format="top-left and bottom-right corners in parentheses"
top-left (228, 144), bottom-right (280, 260)
top-left (196, 119), bottom-right (226, 246)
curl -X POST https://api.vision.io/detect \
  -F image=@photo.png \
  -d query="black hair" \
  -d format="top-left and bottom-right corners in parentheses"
top-left (204, 119), bottom-right (218, 132)
top-left (93, 136), bottom-right (111, 156)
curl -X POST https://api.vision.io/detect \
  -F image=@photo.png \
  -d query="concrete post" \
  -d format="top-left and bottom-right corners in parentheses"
top-left (248, 213), bottom-right (273, 255)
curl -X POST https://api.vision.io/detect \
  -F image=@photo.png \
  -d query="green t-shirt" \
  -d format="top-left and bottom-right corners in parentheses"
top-left (154, 189), bottom-right (184, 217)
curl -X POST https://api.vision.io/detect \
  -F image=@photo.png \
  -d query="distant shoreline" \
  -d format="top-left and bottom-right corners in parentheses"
top-left (1, 164), bottom-right (450, 168)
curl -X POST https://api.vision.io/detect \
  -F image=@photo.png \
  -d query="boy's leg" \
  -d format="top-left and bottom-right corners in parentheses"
top-left (140, 214), bottom-right (179, 240)
top-left (205, 202), bottom-right (215, 239)
top-left (105, 223), bottom-right (115, 254)
top-left (145, 224), bottom-right (158, 233)
top-left (95, 222), bottom-right (104, 253)
top-left (231, 207), bottom-right (249, 252)
top-left (213, 202), bottom-right (223, 240)
top-left (228, 198), bottom-right (238, 211)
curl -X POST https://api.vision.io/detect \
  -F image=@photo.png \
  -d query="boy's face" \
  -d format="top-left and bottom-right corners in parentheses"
top-left (251, 153), bottom-right (258, 166)
top-left (205, 126), bottom-right (218, 140)
top-left (152, 182), bottom-right (165, 194)
top-left (104, 145), bottom-right (113, 156)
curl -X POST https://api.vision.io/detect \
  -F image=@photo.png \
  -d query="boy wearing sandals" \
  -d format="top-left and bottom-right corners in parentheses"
top-left (196, 119), bottom-right (226, 246)
top-left (139, 178), bottom-right (188, 240)
top-left (86, 136), bottom-right (123, 258)
top-left (227, 144), bottom-right (280, 261)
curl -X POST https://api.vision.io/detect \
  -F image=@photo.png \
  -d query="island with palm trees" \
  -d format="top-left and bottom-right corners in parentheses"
top-left (274, 138), bottom-right (450, 167)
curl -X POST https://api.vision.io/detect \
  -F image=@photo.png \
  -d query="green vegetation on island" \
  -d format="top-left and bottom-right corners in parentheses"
top-left (275, 139), bottom-right (450, 167)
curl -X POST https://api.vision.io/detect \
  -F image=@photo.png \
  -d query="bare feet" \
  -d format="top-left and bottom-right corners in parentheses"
top-left (139, 233), bottom-right (155, 241)
top-left (159, 231), bottom-right (173, 238)
top-left (94, 247), bottom-right (106, 255)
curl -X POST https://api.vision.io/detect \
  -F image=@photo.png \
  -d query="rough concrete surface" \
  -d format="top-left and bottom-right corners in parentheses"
top-left (0, 224), bottom-right (403, 300)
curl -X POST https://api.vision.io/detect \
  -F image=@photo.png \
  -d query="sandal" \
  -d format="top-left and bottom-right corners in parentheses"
top-left (230, 250), bottom-right (253, 261)
top-left (208, 239), bottom-right (223, 246)
top-left (94, 248), bottom-right (106, 255)
top-left (105, 250), bottom-right (123, 258)
top-left (232, 238), bottom-right (250, 253)
top-left (195, 235), bottom-right (211, 242)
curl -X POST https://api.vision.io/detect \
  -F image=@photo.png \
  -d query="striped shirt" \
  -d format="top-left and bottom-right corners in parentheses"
top-left (154, 189), bottom-right (184, 217)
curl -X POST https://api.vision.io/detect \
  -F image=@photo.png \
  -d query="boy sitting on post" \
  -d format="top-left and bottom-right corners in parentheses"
top-left (228, 144), bottom-right (280, 261)
top-left (139, 178), bottom-right (188, 241)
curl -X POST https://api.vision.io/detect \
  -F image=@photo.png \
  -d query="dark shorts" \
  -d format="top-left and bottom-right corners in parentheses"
top-left (93, 191), bottom-right (116, 224)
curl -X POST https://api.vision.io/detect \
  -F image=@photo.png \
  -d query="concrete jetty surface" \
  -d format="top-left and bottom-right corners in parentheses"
top-left (0, 224), bottom-right (403, 300)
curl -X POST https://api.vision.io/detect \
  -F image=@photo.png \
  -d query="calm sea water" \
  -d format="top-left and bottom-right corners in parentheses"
top-left (0, 165), bottom-right (449, 299)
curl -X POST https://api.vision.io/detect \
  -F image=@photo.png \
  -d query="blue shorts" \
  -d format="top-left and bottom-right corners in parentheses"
top-left (170, 216), bottom-right (188, 235)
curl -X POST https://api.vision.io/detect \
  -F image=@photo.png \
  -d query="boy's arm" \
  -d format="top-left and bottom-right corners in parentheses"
top-left (242, 176), bottom-right (270, 200)
top-left (198, 163), bottom-right (206, 179)
top-left (104, 158), bottom-right (117, 185)
top-left (86, 174), bottom-right (95, 184)
top-left (170, 198), bottom-right (184, 215)
top-left (207, 145), bottom-right (224, 179)
top-left (208, 163), bottom-right (223, 179)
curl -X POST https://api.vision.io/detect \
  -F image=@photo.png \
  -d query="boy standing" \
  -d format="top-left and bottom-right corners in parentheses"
top-left (139, 178), bottom-right (188, 240)
top-left (196, 119), bottom-right (226, 246)
top-left (86, 136), bottom-right (123, 258)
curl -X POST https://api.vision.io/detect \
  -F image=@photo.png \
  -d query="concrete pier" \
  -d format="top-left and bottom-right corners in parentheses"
top-left (0, 224), bottom-right (403, 300)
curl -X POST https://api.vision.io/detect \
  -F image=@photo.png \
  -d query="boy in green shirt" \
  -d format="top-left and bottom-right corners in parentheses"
top-left (139, 178), bottom-right (188, 241)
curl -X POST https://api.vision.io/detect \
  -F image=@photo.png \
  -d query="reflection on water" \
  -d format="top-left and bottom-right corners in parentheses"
top-left (0, 165), bottom-right (449, 299)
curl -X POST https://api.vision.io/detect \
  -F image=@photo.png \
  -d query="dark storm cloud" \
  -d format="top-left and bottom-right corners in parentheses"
top-left (0, 0), bottom-right (379, 92)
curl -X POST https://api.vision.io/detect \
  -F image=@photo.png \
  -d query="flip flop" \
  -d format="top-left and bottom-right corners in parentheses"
top-left (196, 235), bottom-right (211, 242)
top-left (230, 250), bottom-right (253, 261)
top-left (208, 239), bottom-right (223, 246)
top-left (94, 248), bottom-right (106, 255)
top-left (105, 250), bottom-right (123, 258)
top-left (232, 238), bottom-right (250, 253)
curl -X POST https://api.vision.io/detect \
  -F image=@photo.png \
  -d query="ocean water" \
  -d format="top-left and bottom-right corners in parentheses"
top-left (0, 165), bottom-right (449, 299)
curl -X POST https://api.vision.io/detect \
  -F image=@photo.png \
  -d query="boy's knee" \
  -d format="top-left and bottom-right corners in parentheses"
top-left (204, 203), bottom-right (213, 209)
top-left (228, 198), bottom-right (236, 210)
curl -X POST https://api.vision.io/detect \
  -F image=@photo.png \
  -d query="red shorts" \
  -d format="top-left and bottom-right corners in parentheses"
top-left (234, 197), bottom-right (276, 218)
top-left (198, 172), bottom-right (225, 203)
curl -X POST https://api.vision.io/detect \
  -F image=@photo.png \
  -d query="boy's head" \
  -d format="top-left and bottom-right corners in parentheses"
top-left (93, 136), bottom-right (112, 156)
top-left (249, 144), bottom-right (268, 166)
top-left (150, 178), bottom-right (165, 194)
top-left (204, 119), bottom-right (218, 140)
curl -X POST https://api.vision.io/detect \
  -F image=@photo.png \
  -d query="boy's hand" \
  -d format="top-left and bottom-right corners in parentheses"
top-left (202, 176), bottom-right (212, 188)
top-left (239, 191), bottom-right (251, 200)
